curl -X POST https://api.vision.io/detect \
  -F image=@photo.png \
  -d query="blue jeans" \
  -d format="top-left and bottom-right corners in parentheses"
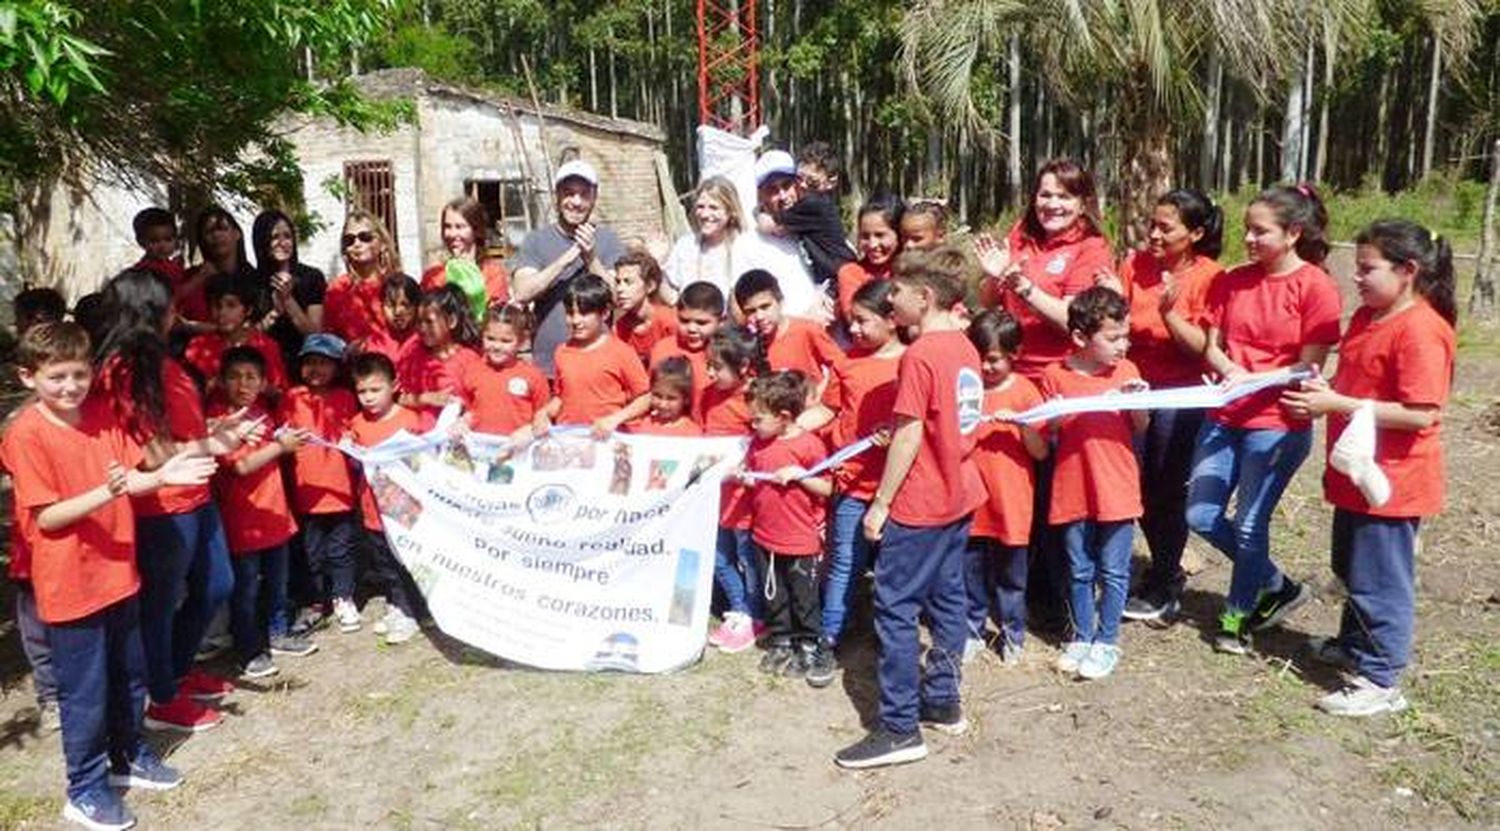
top-left (875, 516), bottom-right (970, 736)
top-left (1331, 510), bottom-right (1418, 689)
top-left (1062, 520), bottom-right (1134, 645)
top-left (47, 597), bottom-right (148, 802)
top-left (14, 581), bottom-right (58, 706)
top-left (229, 545), bottom-right (291, 663)
top-left (302, 512), bottom-right (358, 602)
top-left (1186, 422), bottom-right (1312, 614)
top-left (137, 504), bottom-right (234, 704)
top-left (714, 527), bottom-right (765, 620)
top-left (964, 538), bottom-right (1028, 648)
top-left (822, 494), bottom-right (875, 643)
top-left (1137, 407), bottom-right (1206, 598)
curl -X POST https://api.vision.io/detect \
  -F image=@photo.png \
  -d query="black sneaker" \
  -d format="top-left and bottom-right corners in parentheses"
top-left (805, 639), bottom-right (837, 688)
top-left (759, 643), bottom-right (795, 675)
top-left (783, 645), bottom-right (810, 679)
top-left (107, 747), bottom-right (183, 791)
top-left (834, 728), bottom-right (928, 769)
top-left (1247, 578), bottom-right (1311, 632)
top-left (239, 652), bottom-right (279, 680)
top-left (289, 606), bottom-right (329, 637)
top-left (918, 701), bottom-right (969, 736)
top-left (1122, 592), bottom-right (1179, 623)
top-left (269, 633), bottom-right (318, 657)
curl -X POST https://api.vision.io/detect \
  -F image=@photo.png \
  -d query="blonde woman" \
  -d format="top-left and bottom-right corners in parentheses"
top-left (324, 209), bottom-right (410, 345)
top-left (662, 176), bottom-right (746, 303)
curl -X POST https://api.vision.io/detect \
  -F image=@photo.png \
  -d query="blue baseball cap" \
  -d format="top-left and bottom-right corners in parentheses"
top-left (299, 333), bottom-right (347, 361)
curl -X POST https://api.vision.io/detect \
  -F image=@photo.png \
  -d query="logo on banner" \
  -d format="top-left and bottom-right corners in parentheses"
top-left (956, 367), bottom-right (984, 434)
top-left (526, 484), bottom-right (576, 523)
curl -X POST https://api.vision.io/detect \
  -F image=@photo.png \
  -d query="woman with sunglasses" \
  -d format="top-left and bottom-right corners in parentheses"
top-left (324, 210), bottom-right (412, 350)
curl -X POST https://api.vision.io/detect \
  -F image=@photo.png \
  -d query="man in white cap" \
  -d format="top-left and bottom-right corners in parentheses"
top-left (511, 159), bottom-right (625, 376)
top-left (734, 150), bottom-right (825, 320)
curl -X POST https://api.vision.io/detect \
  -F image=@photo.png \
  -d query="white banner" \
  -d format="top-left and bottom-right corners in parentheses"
top-left (346, 422), bottom-right (746, 673)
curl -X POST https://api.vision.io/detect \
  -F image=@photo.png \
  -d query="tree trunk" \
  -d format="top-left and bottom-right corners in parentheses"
top-left (1473, 138), bottom-right (1500, 316)
top-left (1281, 60), bottom-right (1305, 182)
top-left (1120, 82), bottom-right (1172, 249)
top-left (1007, 34), bottom-right (1023, 209)
top-left (1315, 28), bottom-right (1337, 183)
top-left (589, 48), bottom-right (599, 112)
top-left (1200, 49), bottom-right (1223, 190)
top-left (1298, 38), bottom-right (1314, 179)
top-left (1422, 33), bottom-right (1442, 179)
top-left (1255, 106), bottom-right (1265, 187)
top-left (1219, 85), bottom-right (1235, 192)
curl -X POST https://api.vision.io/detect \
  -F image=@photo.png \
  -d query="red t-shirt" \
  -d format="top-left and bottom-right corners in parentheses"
top-left (766, 318), bottom-right (846, 381)
top-left (971, 377), bottom-right (1044, 544)
top-left (3, 398), bottom-right (143, 623)
top-left (0, 406), bottom-right (32, 580)
top-left (1324, 301), bottom-right (1454, 518)
top-left (554, 336), bottom-right (650, 425)
top-left (1121, 251), bottom-right (1223, 387)
top-left (993, 224), bottom-right (1116, 379)
top-left (277, 386), bottom-right (358, 514)
top-left (348, 406), bottom-right (429, 531)
top-left (94, 356), bottom-right (212, 517)
top-left (396, 339), bottom-right (484, 418)
top-left (889, 330), bottom-right (985, 526)
top-left (1040, 359), bottom-right (1144, 524)
top-left (627, 415), bottom-right (703, 437)
top-left (185, 330), bottom-right (290, 391)
top-left (703, 383), bottom-right (753, 529)
top-left (324, 272), bottom-right (390, 344)
top-left (354, 327), bottom-right (415, 364)
top-left (746, 431), bottom-right (828, 555)
top-left (458, 358), bottom-right (551, 435)
top-left (649, 338), bottom-right (711, 420)
top-left (614, 304), bottom-right (679, 365)
top-left (836, 259), bottom-right (890, 322)
top-left (1207, 262), bottom-right (1343, 430)
top-left (172, 263), bottom-right (213, 325)
top-left (420, 258), bottom-right (510, 305)
top-left (209, 401), bottom-right (297, 554)
top-left (822, 350), bottom-right (901, 500)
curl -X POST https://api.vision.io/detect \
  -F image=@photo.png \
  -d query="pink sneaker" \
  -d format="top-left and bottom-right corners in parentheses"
top-left (709, 613), bottom-right (757, 653)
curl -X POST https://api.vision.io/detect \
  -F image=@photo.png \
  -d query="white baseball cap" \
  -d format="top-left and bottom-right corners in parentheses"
top-left (754, 150), bottom-right (797, 187)
top-left (554, 159), bottom-right (599, 188)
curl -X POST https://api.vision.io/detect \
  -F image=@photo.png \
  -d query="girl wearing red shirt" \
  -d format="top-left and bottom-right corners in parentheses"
top-left (1282, 220), bottom-right (1456, 717)
top-left (629, 357), bottom-right (702, 437)
top-left (835, 197), bottom-right (902, 322)
top-left (397, 286), bottom-right (484, 419)
top-left (325, 209), bottom-right (412, 346)
top-left (1188, 185), bottom-right (1343, 655)
top-left (458, 304), bottom-right (550, 441)
top-left (420, 196), bottom-right (509, 319)
top-left (1118, 189), bottom-right (1226, 622)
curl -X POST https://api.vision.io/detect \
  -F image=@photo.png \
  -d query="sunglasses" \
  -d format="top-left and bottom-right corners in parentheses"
top-left (341, 231), bottom-right (376, 248)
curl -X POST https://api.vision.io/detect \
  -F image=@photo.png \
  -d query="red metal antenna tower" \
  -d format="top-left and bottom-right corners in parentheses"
top-left (696, 0), bottom-right (760, 135)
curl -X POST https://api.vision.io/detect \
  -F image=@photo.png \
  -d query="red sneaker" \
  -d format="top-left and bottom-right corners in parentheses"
top-left (180, 667), bottom-right (234, 701)
top-left (144, 693), bottom-right (224, 732)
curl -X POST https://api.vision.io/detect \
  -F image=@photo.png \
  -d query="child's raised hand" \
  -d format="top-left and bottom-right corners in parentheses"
top-left (275, 427), bottom-right (310, 452)
top-left (136, 450), bottom-right (217, 492)
top-left (209, 408), bottom-right (268, 450)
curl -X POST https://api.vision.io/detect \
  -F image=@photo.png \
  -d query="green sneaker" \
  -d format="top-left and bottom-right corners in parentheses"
top-left (1214, 611), bottom-right (1250, 655)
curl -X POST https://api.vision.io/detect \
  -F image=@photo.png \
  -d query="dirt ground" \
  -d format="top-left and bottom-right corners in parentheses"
top-left (2, 287), bottom-right (1498, 829)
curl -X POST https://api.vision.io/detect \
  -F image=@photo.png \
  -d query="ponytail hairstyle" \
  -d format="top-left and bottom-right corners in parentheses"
top-left (1022, 158), bottom-right (1103, 242)
top-left (708, 324), bottom-right (769, 382)
top-left (93, 268), bottom-right (174, 438)
top-left (421, 285), bottom-right (482, 348)
top-left (1354, 220), bottom-right (1457, 326)
top-left (484, 302), bottom-right (538, 343)
top-left (1157, 188), bottom-right (1224, 259)
top-left (858, 194), bottom-right (907, 234)
top-left (1252, 183), bottom-right (1330, 265)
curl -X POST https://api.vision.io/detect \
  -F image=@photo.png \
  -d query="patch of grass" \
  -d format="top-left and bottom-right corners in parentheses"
top-left (288, 792), bottom-right (329, 820)
top-left (0, 791), bottom-right (57, 827)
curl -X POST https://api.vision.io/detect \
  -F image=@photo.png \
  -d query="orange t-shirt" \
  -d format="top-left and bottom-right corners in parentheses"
top-left (1206, 262), bottom-right (1343, 430)
top-left (94, 356), bottom-right (212, 517)
top-left (766, 318), bottom-right (846, 381)
top-left (278, 386), bottom-right (358, 514)
top-left (703, 383), bottom-right (753, 529)
top-left (3, 398), bottom-right (143, 623)
top-left (991, 224), bottom-right (1116, 379)
top-left (971, 376), bottom-right (1044, 544)
top-left (1120, 250), bottom-right (1224, 388)
top-left (324, 272), bottom-right (390, 344)
top-left (746, 431), bottom-right (828, 555)
top-left (821, 350), bottom-right (901, 500)
top-left (209, 401), bottom-right (297, 554)
top-left (889, 330), bottom-right (986, 527)
top-left (1324, 301), bottom-right (1454, 518)
top-left (420, 258), bottom-right (510, 306)
top-left (348, 406), bottom-right (429, 531)
top-left (355, 327), bottom-right (415, 365)
top-left (554, 336), bottom-right (650, 425)
top-left (185, 330), bottom-right (289, 391)
top-left (397, 339), bottom-right (484, 418)
top-left (836, 259), bottom-right (891, 322)
top-left (627, 415), bottom-right (703, 437)
top-left (649, 338), bottom-right (711, 420)
top-left (614, 303), bottom-right (679, 365)
top-left (458, 358), bottom-right (551, 435)
top-left (1039, 359), bottom-right (1143, 524)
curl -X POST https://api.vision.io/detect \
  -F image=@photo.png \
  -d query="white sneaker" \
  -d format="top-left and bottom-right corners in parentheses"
top-left (333, 597), bottom-right (362, 633)
top-left (1317, 676), bottom-right (1409, 717)
top-left (961, 637), bottom-right (987, 665)
top-left (372, 608), bottom-right (395, 636)
top-left (1055, 641), bottom-right (1091, 675)
top-left (1077, 643), bottom-right (1122, 680)
top-left (383, 609), bottom-right (420, 645)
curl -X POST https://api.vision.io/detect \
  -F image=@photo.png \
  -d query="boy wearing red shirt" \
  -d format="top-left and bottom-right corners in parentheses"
top-left (278, 334), bottom-right (362, 635)
top-left (742, 371), bottom-right (831, 684)
top-left (649, 281), bottom-right (724, 420)
top-left (733, 269), bottom-right (845, 386)
top-left (544, 274), bottom-right (651, 435)
top-left (837, 247), bottom-right (984, 770)
top-left (612, 251), bottom-right (679, 364)
top-left (1039, 288), bottom-right (1149, 681)
top-left (184, 275), bottom-right (289, 396)
top-left (3, 323), bottom-right (215, 830)
top-left (212, 348), bottom-right (317, 681)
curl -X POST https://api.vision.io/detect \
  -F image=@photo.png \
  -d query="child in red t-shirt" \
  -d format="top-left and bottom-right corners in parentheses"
top-left (131, 207), bottom-right (190, 314)
top-left (3, 322), bottom-right (215, 827)
top-left (397, 286), bottom-right (484, 419)
top-left (742, 371), bottom-right (831, 684)
top-left (835, 198), bottom-right (902, 323)
top-left (1281, 220), bottom-right (1457, 717)
top-left (544, 274), bottom-right (651, 436)
top-left (1039, 288), bottom-right (1149, 681)
top-left (733, 268), bottom-right (845, 392)
top-left (347, 352), bottom-right (431, 645)
top-left (458, 303), bottom-right (551, 442)
top-left (629, 357), bottom-right (702, 437)
top-left (612, 250), bottom-right (679, 365)
top-left (278, 333), bottom-right (362, 635)
top-left (357, 273), bottom-right (420, 362)
top-left (703, 326), bottom-right (768, 653)
top-left (964, 310), bottom-right (1046, 666)
top-left (795, 279), bottom-right (904, 651)
top-left (184, 274), bottom-right (289, 397)
top-left (898, 200), bottom-right (949, 252)
top-left (211, 347), bottom-right (316, 679)
top-left (649, 281), bottom-right (725, 420)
